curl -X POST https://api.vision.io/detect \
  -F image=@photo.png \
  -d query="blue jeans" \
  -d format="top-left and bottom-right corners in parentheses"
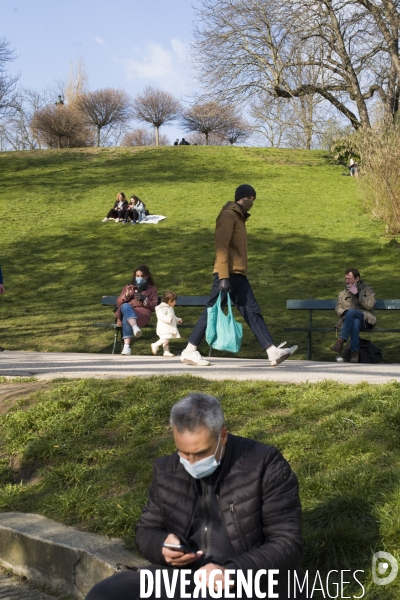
top-left (120, 303), bottom-right (138, 339)
top-left (189, 273), bottom-right (274, 349)
top-left (340, 309), bottom-right (369, 352)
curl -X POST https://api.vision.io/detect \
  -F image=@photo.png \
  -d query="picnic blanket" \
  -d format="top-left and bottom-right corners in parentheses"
top-left (139, 215), bottom-right (166, 224)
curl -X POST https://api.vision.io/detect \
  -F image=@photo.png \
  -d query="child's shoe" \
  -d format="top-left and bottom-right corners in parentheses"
top-left (163, 350), bottom-right (175, 357)
top-left (151, 343), bottom-right (159, 355)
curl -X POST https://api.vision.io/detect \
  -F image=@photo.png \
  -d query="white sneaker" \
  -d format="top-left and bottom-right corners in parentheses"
top-left (133, 327), bottom-right (142, 338)
top-left (268, 344), bottom-right (298, 367)
top-left (163, 351), bottom-right (175, 357)
top-left (151, 343), bottom-right (159, 355)
top-left (121, 345), bottom-right (131, 355)
top-left (180, 349), bottom-right (210, 366)
top-left (115, 218), bottom-right (120, 223)
top-left (102, 217), bottom-right (109, 222)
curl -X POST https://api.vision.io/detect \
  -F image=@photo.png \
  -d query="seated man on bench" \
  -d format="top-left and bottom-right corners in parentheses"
top-left (330, 268), bottom-right (376, 363)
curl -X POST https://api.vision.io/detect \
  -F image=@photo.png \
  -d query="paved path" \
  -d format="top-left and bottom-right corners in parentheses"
top-left (1, 350), bottom-right (400, 384)
top-left (0, 572), bottom-right (59, 600)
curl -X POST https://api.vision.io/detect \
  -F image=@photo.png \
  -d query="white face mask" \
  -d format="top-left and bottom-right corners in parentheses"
top-left (179, 434), bottom-right (222, 479)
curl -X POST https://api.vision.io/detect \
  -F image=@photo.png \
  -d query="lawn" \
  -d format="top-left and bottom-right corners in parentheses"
top-left (0, 376), bottom-right (399, 598)
top-left (1, 145), bottom-right (399, 361)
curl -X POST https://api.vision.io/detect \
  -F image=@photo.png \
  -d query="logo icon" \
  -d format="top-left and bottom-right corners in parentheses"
top-left (372, 551), bottom-right (398, 585)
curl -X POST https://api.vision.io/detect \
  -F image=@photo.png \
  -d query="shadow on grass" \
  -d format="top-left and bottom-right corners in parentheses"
top-left (2, 215), bottom-right (400, 359)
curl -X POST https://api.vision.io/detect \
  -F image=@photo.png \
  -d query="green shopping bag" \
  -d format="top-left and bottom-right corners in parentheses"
top-left (205, 292), bottom-right (243, 353)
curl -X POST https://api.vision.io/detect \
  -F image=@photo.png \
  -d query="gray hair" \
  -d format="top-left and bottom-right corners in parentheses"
top-left (170, 393), bottom-right (225, 436)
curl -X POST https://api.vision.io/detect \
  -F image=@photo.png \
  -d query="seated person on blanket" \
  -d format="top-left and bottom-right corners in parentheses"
top-left (102, 192), bottom-right (128, 222)
top-left (123, 195), bottom-right (147, 224)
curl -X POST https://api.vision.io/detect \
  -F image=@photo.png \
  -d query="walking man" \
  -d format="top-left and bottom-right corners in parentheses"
top-left (330, 268), bottom-right (376, 363)
top-left (180, 184), bottom-right (298, 366)
top-left (86, 393), bottom-right (304, 600)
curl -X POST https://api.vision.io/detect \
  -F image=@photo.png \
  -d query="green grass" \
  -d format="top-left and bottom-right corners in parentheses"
top-left (1, 145), bottom-right (399, 360)
top-left (0, 376), bottom-right (399, 598)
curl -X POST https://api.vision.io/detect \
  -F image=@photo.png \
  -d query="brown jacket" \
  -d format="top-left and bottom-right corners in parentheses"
top-left (213, 202), bottom-right (249, 279)
top-left (335, 280), bottom-right (376, 326)
top-left (115, 284), bottom-right (158, 329)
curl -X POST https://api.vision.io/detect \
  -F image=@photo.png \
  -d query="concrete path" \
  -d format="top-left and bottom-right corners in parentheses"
top-left (1, 350), bottom-right (400, 384)
top-left (0, 571), bottom-right (59, 600)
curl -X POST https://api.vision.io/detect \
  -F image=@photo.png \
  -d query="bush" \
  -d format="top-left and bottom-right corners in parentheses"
top-left (357, 124), bottom-right (400, 234)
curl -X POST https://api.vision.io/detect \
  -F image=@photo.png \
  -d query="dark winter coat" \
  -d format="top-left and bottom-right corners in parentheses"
top-left (136, 434), bottom-right (303, 595)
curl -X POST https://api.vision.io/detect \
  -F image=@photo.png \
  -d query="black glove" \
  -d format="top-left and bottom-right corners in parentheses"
top-left (134, 292), bottom-right (146, 302)
top-left (219, 278), bottom-right (231, 293)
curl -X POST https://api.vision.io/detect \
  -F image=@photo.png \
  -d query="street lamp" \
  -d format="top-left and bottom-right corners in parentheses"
top-left (55, 95), bottom-right (64, 106)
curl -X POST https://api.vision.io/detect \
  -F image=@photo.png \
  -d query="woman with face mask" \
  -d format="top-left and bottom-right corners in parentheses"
top-left (115, 265), bottom-right (158, 355)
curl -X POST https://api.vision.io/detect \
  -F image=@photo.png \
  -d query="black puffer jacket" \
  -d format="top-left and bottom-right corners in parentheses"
top-left (136, 434), bottom-right (303, 589)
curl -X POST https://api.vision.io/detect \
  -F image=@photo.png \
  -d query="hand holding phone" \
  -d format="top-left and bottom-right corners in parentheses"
top-left (162, 542), bottom-right (194, 554)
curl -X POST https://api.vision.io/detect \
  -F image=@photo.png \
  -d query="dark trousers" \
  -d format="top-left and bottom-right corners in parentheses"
top-left (189, 273), bottom-right (274, 350)
top-left (107, 208), bottom-right (127, 219)
top-left (125, 208), bottom-right (139, 221)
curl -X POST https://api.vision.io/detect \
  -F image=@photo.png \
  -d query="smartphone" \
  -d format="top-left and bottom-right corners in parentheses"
top-left (162, 542), bottom-right (194, 553)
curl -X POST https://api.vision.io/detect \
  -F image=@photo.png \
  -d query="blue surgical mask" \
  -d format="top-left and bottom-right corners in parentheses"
top-left (135, 277), bottom-right (145, 286)
top-left (179, 434), bottom-right (222, 479)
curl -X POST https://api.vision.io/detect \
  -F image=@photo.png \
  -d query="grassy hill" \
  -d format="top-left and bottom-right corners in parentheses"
top-left (1, 145), bottom-right (399, 360)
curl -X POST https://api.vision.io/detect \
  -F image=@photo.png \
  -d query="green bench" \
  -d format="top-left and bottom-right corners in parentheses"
top-left (94, 295), bottom-right (210, 354)
top-left (285, 299), bottom-right (400, 360)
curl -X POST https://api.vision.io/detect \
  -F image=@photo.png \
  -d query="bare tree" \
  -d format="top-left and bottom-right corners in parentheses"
top-left (121, 127), bottom-right (170, 146)
top-left (180, 101), bottom-right (237, 144)
top-left (192, 0), bottom-right (400, 129)
top-left (222, 117), bottom-right (253, 145)
top-left (131, 86), bottom-right (180, 146)
top-left (186, 131), bottom-right (226, 145)
top-left (0, 37), bottom-right (19, 121)
top-left (75, 88), bottom-right (131, 147)
top-left (31, 104), bottom-right (91, 149)
top-left (65, 55), bottom-right (88, 105)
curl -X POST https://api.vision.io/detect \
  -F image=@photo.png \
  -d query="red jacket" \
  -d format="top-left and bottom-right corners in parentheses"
top-left (115, 284), bottom-right (158, 328)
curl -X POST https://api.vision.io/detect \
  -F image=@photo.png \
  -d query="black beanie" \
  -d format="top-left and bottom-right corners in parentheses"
top-left (235, 184), bottom-right (256, 202)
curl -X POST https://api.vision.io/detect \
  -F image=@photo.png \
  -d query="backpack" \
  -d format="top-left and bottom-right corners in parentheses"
top-left (343, 338), bottom-right (383, 363)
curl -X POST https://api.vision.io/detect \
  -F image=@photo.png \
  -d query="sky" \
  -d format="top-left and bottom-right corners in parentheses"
top-left (4, 0), bottom-right (201, 143)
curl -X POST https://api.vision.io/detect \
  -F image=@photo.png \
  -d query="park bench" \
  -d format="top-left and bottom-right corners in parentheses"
top-left (94, 295), bottom-right (209, 354)
top-left (285, 298), bottom-right (400, 360)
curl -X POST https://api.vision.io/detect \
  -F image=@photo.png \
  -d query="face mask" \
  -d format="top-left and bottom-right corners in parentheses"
top-left (135, 277), bottom-right (146, 286)
top-left (240, 198), bottom-right (254, 212)
top-left (179, 434), bottom-right (222, 479)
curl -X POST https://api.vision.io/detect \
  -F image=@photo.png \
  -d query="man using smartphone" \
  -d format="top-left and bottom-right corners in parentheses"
top-left (86, 394), bottom-right (304, 600)
top-left (330, 268), bottom-right (376, 363)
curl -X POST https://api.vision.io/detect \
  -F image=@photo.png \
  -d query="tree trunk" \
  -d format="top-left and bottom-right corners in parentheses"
top-left (205, 131), bottom-right (209, 145)
top-left (58, 136), bottom-right (61, 150)
top-left (155, 127), bottom-right (159, 146)
top-left (97, 126), bottom-right (101, 147)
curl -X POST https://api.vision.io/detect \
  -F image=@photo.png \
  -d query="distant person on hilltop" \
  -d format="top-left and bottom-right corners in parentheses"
top-left (179, 184), bottom-right (298, 367)
top-left (330, 268), bottom-right (376, 363)
top-left (179, 138), bottom-right (190, 145)
top-left (102, 192), bottom-right (128, 223)
top-left (173, 139), bottom-right (179, 145)
top-left (0, 264), bottom-right (4, 351)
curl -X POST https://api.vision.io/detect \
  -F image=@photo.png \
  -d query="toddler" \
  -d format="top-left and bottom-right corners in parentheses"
top-left (151, 291), bottom-right (182, 357)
